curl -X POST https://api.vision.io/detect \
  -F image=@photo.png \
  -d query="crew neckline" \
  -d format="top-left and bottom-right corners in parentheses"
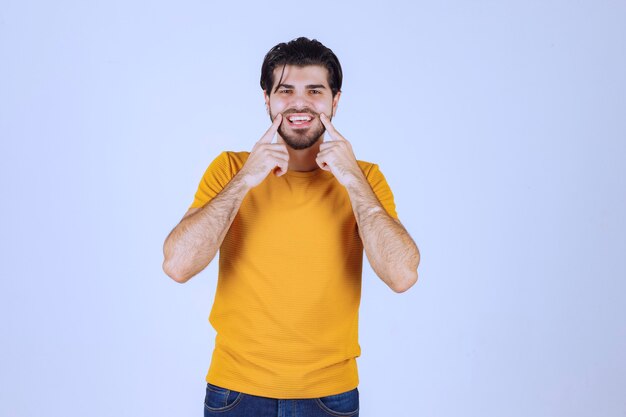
top-left (285, 167), bottom-right (324, 178)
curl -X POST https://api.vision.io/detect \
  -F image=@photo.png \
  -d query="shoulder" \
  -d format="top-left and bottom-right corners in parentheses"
top-left (215, 151), bottom-right (250, 172)
top-left (223, 150), bottom-right (250, 160)
top-left (356, 159), bottom-right (382, 178)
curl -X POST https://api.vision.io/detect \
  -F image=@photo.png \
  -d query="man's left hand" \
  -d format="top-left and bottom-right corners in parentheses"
top-left (316, 113), bottom-right (364, 187)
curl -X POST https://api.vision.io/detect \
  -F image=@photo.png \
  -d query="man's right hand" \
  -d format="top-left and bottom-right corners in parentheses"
top-left (239, 114), bottom-right (289, 189)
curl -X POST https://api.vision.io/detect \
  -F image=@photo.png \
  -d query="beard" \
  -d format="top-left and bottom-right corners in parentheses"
top-left (271, 109), bottom-right (327, 150)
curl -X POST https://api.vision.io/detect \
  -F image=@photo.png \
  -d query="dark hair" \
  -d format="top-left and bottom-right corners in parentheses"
top-left (260, 37), bottom-right (343, 98)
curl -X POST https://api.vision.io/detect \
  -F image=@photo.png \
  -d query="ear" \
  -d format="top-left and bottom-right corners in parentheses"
top-left (331, 91), bottom-right (341, 117)
top-left (264, 90), bottom-right (270, 107)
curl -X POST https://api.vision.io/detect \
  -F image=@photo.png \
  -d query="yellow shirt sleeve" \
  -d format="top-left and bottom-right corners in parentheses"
top-left (189, 151), bottom-right (235, 209)
top-left (364, 163), bottom-right (399, 220)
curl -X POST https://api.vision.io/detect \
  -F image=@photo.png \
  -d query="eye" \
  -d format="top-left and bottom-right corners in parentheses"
top-left (279, 89), bottom-right (292, 94)
top-left (310, 90), bottom-right (322, 94)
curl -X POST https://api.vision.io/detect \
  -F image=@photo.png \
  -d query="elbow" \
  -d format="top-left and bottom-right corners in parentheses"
top-left (162, 259), bottom-right (191, 284)
top-left (162, 239), bottom-right (199, 284)
top-left (391, 269), bottom-right (418, 294)
top-left (394, 249), bottom-right (420, 293)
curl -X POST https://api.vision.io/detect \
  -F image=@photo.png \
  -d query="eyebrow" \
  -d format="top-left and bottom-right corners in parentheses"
top-left (276, 84), bottom-right (327, 90)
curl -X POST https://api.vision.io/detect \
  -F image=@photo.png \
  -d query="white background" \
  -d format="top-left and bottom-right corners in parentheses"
top-left (1, 1), bottom-right (625, 416)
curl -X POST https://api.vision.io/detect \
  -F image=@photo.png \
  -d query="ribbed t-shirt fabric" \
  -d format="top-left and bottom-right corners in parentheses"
top-left (189, 150), bottom-right (398, 399)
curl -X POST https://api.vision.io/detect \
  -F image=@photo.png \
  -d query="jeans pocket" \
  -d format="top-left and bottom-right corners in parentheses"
top-left (204, 382), bottom-right (244, 412)
top-left (315, 387), bottom-right (359, 416)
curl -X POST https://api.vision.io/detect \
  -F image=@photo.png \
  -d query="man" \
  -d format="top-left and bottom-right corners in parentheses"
top-left (163, 37), bottom-right (420, 417)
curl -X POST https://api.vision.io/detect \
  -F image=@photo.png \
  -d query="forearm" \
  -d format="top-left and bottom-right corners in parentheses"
top-left (163, 171), bottom-right (251, 283)
top-left (345, 173), bottom-right (420, 293)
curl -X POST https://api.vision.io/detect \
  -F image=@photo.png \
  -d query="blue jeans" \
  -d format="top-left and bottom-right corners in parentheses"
top-left (203, 382), bottom-right (359, 417)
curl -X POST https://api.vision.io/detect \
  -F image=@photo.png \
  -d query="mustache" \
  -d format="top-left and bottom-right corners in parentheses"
top-left (282, 109), bottom-right (318, 118)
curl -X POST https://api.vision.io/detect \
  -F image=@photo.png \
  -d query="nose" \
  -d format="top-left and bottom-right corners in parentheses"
top-left (288, 90), bottom-right (313, 111)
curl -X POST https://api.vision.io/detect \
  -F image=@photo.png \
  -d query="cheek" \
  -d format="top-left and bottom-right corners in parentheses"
top-left (270, 102), bottom-right (287, 114)
top-left (320, 100), bottom-right (334, 114)
top-left (270, 95), bottom-right (288, 105)
top-left (318, 106), bottom-right (333, 118)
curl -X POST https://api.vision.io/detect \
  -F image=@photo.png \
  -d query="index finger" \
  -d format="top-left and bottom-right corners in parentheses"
top-left (258, 113), bottom-right (283, 144)
top-left (320, 113), bottom-right (345, 141)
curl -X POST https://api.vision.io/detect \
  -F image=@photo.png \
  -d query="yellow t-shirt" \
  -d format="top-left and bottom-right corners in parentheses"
top-left (189, 150), bottom-right (398, 399)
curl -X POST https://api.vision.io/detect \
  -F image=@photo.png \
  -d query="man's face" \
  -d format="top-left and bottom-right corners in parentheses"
top-left (264, 65), bottom-right (340, 150)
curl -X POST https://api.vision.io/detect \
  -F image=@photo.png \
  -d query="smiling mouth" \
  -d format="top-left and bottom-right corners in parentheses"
top-left (285, 113), bottom-right (315, 128)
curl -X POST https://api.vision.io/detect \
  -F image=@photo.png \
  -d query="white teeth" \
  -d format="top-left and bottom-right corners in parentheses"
top-left (289, 116), bottom-right (311, 122)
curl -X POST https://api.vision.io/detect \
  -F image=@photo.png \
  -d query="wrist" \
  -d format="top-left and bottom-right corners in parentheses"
top-left (233, 170), bottom-right (254, 193)
top-left (365, 206), bottom-right (384, 216)
top-left (344, 168), bottom-right (367, 190)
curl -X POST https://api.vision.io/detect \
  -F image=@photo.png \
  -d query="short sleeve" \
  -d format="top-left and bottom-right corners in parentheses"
top-left (365, 163), bottom-right (399, 220)
top-left (189, 151), bottom-right (235, 209)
